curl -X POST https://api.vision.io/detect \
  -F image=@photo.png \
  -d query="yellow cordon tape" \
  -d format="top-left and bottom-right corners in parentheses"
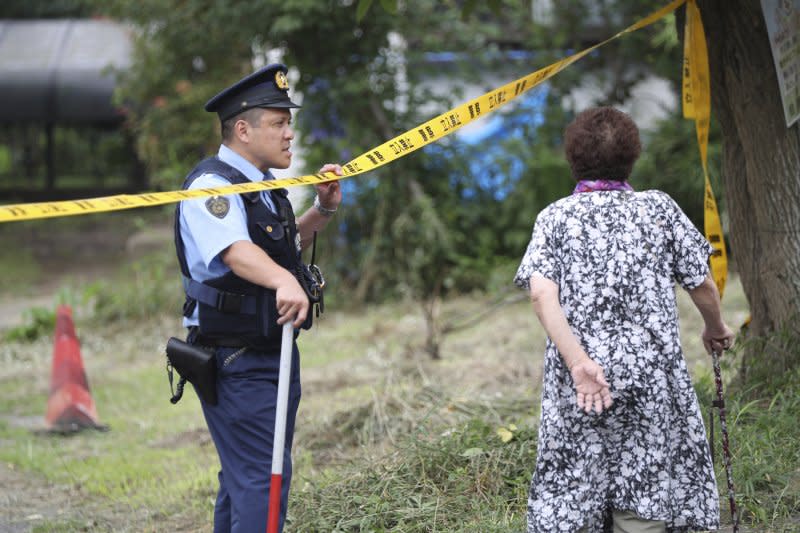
top-left (0, 0), bottom-right (684, 224)
top-left (0, 0), bottom-right (727, 294)
top-left (682, 0), bottom-right (727, 296)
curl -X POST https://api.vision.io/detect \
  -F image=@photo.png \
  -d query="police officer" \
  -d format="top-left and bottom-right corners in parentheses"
top-left (175, 63), bottom-right (341, 532)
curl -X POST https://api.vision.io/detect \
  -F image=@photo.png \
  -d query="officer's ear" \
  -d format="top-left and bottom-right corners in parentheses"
top-left (233, 118), bottom-right (251, 143)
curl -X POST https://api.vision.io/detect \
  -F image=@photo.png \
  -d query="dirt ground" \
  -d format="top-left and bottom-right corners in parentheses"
top-left (0, 220), bottom-right (178, 532)
top-left (0, 219), bottom-right (778, 533)
top-left (0, 460), bottom-right (133, 532)
top-left (0, 454), bottom-right (761, 532)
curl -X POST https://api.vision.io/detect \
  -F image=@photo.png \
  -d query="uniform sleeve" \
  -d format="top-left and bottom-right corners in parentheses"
top-left (665, 194), bottom-right (713, 290)
top-left (513, 207), bottom-right (560, 290)
top-left (180, 174), bottom-right (251, 269)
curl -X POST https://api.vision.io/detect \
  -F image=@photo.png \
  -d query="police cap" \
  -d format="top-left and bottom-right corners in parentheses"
top-left (205, 63), bottom-right (300, 121)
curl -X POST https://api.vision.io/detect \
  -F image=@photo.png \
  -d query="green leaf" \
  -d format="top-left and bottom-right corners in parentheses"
top-left (461, 0), bottom-right (477, 21)
top-left (460, 447), bottom-right (484, 458)
top-left (496, 427), bottom-right (514, 443)
top-left (356, 0), bottom-right (373, 22)
top-left (379, 0), bottom-right (397, 15)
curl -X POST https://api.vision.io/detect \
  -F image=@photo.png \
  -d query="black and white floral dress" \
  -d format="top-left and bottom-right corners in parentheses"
top-left (514, 190), bottom-right (720, 532)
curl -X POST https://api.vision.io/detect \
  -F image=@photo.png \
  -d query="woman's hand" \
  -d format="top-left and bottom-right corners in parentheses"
top-left (688, 276), bottom-right (735, 355)
top-left (570, 359), bottom-right (613, 414)
top-left (702, 322), bottom-right (735, 355)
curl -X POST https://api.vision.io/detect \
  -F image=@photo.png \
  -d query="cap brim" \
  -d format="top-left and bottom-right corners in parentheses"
top-left (259, 100), bottom-right (301, 109)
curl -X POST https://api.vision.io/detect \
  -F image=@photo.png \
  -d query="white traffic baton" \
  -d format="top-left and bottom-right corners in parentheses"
top-left (267, 321), bottom-right (294, 533)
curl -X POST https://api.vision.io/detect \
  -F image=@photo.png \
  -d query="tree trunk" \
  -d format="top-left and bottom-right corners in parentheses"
top-left (421, 295), bottom-right (442, 360)
top-left (698, 0), bottom-right (800, 336)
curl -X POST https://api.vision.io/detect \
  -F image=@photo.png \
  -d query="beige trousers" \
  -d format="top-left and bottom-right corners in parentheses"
top-left (577, 510), bottom-right (667, 533)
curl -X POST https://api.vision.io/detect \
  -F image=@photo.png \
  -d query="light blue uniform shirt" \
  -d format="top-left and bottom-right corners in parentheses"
top-left (179, 144), bottom-right (278, 326)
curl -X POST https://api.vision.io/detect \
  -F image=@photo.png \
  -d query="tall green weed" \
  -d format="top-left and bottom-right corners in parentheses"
top-left (697, 324), bottom-right (800, 531)
top-left (85, 248), bottom-right (182, 323)
top-left (3, 306), bottom-right (55, 342)
top-left (290, 419), bottom-right (535, 532)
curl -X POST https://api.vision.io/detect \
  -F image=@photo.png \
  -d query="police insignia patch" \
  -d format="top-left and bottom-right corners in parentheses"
top-left (205, 196), bottom-right (230, 219)
top-left (275, 71), bottom-right (289, 91)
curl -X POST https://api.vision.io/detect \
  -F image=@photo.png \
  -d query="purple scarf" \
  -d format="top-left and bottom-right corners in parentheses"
top-left (572, 179), bottom-right (634, 194)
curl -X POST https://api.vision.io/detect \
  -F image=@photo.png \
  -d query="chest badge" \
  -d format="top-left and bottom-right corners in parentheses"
top-left (295, 232), bottom-right (302, 253)
top-left (205, 196), bottom-right (230, 219)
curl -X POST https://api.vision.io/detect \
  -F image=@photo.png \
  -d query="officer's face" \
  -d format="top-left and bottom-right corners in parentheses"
top-left (243, 108), bottom-right (295, 171)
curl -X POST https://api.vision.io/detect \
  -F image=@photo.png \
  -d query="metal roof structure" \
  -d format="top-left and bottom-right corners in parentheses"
top-left (0, 19), bottom-right (132, 124)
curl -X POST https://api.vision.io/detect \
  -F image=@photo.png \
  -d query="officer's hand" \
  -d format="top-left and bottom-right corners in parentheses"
top-left (315, 164), bottom-right (342, 210)
top-left (275, 273), bottom-right (309, 328)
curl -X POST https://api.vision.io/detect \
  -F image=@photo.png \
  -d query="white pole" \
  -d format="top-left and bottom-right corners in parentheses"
top-left (267, 321), bottom-right (294, 533)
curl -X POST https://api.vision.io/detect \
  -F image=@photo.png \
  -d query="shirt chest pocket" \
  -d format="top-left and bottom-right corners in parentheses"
top-left (253, 221), bottom-right (289, 259)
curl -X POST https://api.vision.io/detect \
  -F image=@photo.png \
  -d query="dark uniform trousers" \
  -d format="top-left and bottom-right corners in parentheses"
top-left (198, 343), bottom-right (301, 533)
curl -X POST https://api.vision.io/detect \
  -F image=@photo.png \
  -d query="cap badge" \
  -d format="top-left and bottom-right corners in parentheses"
top-left (275, 71), bottom-right (289, 91)
top-left (205, 196), bottom-right (230, 219)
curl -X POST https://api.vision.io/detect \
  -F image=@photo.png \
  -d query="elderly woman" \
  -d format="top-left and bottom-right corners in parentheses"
top-left (514, 107), bottom-right (734, 533)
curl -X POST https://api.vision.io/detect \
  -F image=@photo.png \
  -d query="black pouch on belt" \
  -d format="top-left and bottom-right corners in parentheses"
top-left (165, 337), bottom-right (217, 406)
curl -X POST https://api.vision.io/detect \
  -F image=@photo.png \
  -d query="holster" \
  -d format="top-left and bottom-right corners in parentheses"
top-left (165, 337), bottom-right (217, 406)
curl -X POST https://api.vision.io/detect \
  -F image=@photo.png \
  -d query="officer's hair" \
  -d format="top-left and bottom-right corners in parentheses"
top-left (221, 108), bottom-right (267, 142)
top-left (564, 107), bottom-right (641, 182)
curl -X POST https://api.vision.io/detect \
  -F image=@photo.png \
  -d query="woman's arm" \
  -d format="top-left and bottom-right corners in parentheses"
top-left (529, 275), bottom-right (613, 414)
top-left (687, 275), bottom-right (735, 354)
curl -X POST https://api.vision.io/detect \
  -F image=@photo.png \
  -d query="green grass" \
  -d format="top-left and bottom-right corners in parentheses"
top-left (0, 247), bottom-right (42, 294)
top-left (290, 419), bottom-right (535, 532)
top-left (0, 305), bottom-right (217, 529)
top-left (1, 264), bottom-right (798, 531)
top-left (723, 372), bottom-right (800, 530)
top-left (0, 349), bottom-right (217, 523)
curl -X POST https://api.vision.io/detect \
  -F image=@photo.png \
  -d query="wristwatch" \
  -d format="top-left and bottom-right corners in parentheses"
top-left (313, 195), bottom-right (337, 217)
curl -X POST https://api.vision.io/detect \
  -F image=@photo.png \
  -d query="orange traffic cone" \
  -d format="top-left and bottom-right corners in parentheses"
top-left (45, 305), bottom-right (105, 433)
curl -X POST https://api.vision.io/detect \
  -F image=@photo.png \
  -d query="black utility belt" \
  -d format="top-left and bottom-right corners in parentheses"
top-left (189, 327), bottom-right (283, 351)
top-left (193, 334), bottom-right (250, 348)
